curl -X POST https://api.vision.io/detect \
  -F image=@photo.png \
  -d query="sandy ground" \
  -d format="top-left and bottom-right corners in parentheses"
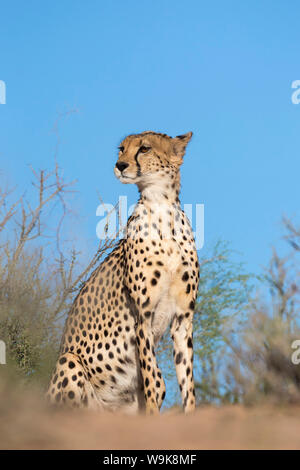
top-left (1, 389), bottom-right (300, 450)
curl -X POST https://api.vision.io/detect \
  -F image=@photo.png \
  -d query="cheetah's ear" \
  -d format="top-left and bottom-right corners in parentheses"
top-left (171, 132), bottom-right (193, 161)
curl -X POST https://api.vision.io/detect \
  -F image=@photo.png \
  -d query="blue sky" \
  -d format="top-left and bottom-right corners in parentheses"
top-left (1, 0), bottom-right (300, 276)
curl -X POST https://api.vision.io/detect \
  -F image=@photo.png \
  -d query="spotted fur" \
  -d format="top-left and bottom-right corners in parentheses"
top-left (46, 131), bottom-right (199, 414)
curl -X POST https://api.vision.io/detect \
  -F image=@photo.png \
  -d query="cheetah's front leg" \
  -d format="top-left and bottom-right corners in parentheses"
top-left (125, 256), bottom-right (168, 415)
top-left (171, 313), bottom-right (195, 413)
top-left (135, 311), bottom-right (160, 415)
top-left (170, 270), bottom-right (197, 413)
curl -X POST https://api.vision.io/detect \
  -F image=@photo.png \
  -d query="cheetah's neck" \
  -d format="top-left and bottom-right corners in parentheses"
top-left (137, 172), bottom-right (181, 206)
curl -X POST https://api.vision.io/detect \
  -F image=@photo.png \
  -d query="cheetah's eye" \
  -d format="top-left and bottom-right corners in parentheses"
top-left (139, 146), bottom-right (151, 154)
top-left (118, 146), bottom-right (124, 153)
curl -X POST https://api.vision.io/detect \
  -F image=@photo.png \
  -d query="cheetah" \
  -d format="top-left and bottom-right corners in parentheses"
top-left (47, 131), bottom-right (200, 414)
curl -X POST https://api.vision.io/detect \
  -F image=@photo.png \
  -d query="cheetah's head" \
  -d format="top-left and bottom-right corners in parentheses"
top-left (114, 131), bottom-right (192, 189)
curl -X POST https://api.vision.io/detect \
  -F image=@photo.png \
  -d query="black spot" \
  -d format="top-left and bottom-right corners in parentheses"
top-left (62, 377), bottom-right (68, 388)
top-left (142, 297), bottom-right (150, 308)
top-left (175, 352), bottom-right (183, 364)
top-left (139, 329), bottom-right (144, 339)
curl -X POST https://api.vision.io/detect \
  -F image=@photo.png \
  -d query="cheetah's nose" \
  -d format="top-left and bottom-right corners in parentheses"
top-left (116, 161), bottom-right (129, 173)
